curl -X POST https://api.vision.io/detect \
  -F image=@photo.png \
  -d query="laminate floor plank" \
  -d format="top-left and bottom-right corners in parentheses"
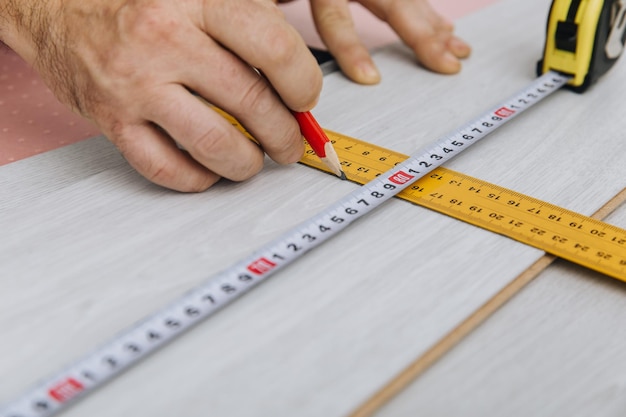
top-left (2, 0), bottom-right (625, 416)
top-left (376, 203), bottom-right (626, 417)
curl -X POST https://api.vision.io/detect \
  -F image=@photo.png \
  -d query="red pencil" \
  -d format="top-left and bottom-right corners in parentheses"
top-left (292, 111), bottom-right (346, 180)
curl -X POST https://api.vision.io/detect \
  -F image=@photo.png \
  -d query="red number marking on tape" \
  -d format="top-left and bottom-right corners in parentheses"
top-left (247, 258), bottom-right (277, 275)
top-left (49, 378), bottom-right (84, 403)
top-left (494, 107), bottom-right (515, 117)
top-left (389, 171), bottom-right (415, 185)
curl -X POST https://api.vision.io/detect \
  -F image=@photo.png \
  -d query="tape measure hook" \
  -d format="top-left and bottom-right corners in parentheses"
top-left (605, 0), bottom-right (626, 58)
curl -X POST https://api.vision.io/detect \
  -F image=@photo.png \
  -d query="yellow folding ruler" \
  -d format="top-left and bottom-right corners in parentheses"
top-left (309, 131), bottom-right (626, 279)
top-left (215, 107), bottom-right (626, 282)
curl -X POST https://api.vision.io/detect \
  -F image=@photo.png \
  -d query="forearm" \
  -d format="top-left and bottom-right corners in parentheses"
top-left (0, 0), bottom-right (60, 64)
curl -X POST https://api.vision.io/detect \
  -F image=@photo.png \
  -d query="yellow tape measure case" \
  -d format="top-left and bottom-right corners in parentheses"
top-left (538, 0), bottom-right (626, 92)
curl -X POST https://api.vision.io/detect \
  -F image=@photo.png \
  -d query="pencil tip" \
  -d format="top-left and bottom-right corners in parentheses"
top-left (339, 170), bottom-right (347, 180)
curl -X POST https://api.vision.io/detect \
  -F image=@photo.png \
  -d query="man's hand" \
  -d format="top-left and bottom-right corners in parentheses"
top-left (279, 0), bottom-right (471, 84)
top-left (1, 0), bottom-right (470, 192)
top-left (1, 0), bottom-right (322, 192)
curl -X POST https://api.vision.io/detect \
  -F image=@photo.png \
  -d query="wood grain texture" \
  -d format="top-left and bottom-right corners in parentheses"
top-left (377, 204), bottom-right (626, 417)
top-left (358, 189), bottom-right (626, 417)
top-left (2, 0), bottom-right (626, 416)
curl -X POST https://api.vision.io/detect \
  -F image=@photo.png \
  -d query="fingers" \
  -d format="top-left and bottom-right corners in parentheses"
top-left (114, 75), bottom-right (303, 193)
top-left (359, 0), bottom-right (471, 74)
top-left (113, 122), bottom-right (221, 193)
top-left (201, 0), bottom-right (323, 111)
top-left (177, 30), bottom-right (304, 166)
top-left (23, 0), bottom-right (320, 193)
top-left (115, 82), bottom-right (285, 193)
top-left (107, 0), bottom-right (315, 192)
top-left (310, 0), bottom-right (381, 84)
top-left (308, 0), bottom-right (471, 81)
top-left (144, 84), bottom-right (270, 182)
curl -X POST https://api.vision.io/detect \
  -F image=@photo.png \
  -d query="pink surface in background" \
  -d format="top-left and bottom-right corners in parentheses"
top-left (0, 0), bottom-right (499, 166)
top-left (0, 49), bottom-right (101, 165)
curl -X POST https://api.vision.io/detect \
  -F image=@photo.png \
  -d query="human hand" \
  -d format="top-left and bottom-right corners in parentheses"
top-left (0, 0), bottom-right (322, 192)
top-left (278, 0), bottom-right (471, 84)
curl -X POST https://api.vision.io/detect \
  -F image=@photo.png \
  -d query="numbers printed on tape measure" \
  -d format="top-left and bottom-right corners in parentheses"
top-left (1, 72), bottom-right (574, 417)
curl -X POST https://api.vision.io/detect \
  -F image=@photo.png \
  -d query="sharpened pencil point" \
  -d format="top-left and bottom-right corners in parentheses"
top-left (292, 111), bottom-right (345, 180)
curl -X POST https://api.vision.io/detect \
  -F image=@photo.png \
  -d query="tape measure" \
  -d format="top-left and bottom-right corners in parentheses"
top-left (538, 0), bottom-right (626, 91)
top-left (3, 1), bottom-right (626, 415)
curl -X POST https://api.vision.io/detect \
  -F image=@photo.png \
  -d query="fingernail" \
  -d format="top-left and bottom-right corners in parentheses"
top-left (449, 37), bottom-right (471, 56)
top-left (357, 62), bottom-right (381, 84)
top-left (442, 51), bottom-right (461, 73)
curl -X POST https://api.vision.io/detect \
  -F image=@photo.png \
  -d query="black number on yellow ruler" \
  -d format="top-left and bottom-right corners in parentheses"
top-left (216, 107), bottom-right (626, 281)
